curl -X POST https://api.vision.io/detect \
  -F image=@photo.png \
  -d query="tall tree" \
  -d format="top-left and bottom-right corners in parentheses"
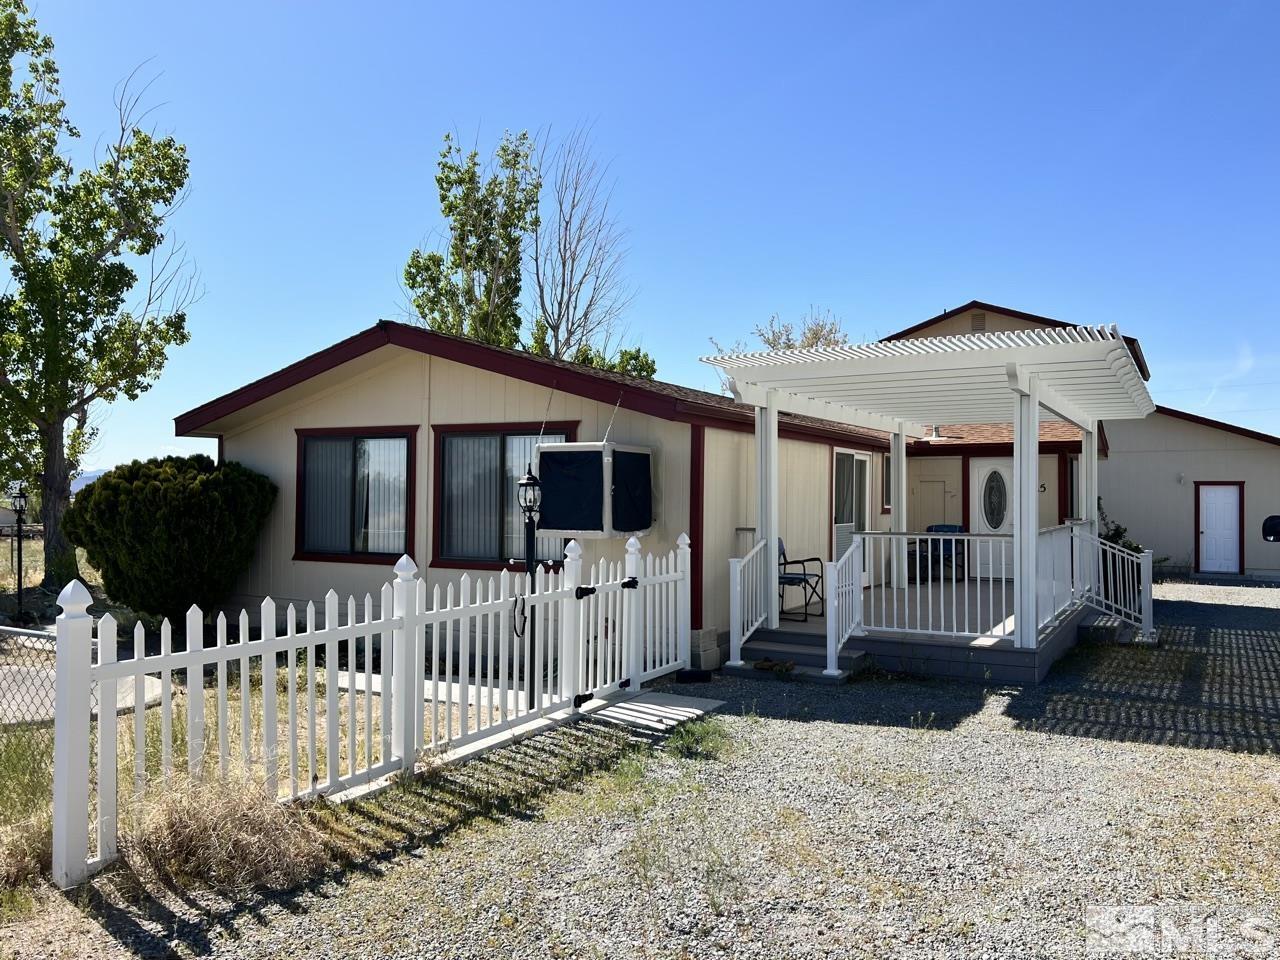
top-left (404, 131), bottom-right (540, 348)
top-left (528, 127), bottom-right (653, 378)
top-left (0, 1), bottom-right (193, 588)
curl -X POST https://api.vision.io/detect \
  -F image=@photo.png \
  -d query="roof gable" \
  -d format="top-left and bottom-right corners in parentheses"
top-left (882, 300), bottom-right (1151, 381)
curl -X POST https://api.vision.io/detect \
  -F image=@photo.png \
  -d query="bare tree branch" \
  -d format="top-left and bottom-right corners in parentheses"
top-left (528, 126), bottom-right (635, 359)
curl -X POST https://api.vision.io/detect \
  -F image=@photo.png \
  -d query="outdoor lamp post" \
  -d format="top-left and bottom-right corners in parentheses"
top-left (516, 464), bottom-right (541, 710)
top-left (12, 485), bottom-right (27, 618)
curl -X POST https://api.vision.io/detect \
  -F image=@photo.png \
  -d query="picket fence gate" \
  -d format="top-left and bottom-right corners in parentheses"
top-left (51, 534), bottom-right (691, 888)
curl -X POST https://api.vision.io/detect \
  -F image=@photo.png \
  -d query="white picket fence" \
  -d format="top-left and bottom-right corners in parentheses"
top-left (51, 534), bottom-right (691, 889)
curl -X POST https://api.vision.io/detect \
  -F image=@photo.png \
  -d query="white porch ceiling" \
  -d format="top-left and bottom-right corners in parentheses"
top-left (701, 325), bottom-right (1154, 433)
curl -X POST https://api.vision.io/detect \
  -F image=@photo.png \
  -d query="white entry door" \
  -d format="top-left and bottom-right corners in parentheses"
top-left (832, 449), bottom-right (871, 585)
top-left (1199, 484), bottom-right (1241, 573)
top-left (970, 458), bottom-right (1013, 579)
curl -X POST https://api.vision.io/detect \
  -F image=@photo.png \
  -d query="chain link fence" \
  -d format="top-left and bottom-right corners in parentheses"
top-left (0, 631), bottom-right (59, 835)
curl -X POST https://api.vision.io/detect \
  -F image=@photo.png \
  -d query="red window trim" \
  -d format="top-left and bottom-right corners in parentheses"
top-left (690, 423), bottom-right (705, 630)
top-left (1192, 481), bottom-right (1246, 575)
top-left (430, 421), bottom-right (580, 572)
top-left (293, 425), bottom-right (419, 564)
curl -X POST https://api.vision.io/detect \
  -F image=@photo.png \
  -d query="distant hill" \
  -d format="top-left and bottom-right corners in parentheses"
top-left (72, 470), bottom-right (108, 494)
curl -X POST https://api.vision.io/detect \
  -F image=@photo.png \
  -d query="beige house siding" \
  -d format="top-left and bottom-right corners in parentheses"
top-left (699, 428), bottom-right (890, 636)
top-left (1099, 413), bottom-right (1280, 576)
top-left (896, 307), bottom-right (1056, 340)
top-left (222, 347), bottom-right (693, 610)
top-left (908, 457), bottom-right (963, 528)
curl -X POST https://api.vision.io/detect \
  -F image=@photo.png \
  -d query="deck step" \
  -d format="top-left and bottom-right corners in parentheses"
top-left (738, 637), bottom-right (869, 673)
top-left (1078, 614), bottom-right (1139, 646)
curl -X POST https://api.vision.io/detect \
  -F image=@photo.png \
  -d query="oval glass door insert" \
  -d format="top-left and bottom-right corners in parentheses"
top-left (982, 471), bottom-right (1008, 530)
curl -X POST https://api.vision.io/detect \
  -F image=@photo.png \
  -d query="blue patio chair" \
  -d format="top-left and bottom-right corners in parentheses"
top-left (778, 538), bottom-right (825, 621)
top-left (926, 524), bottom-right (966, 576)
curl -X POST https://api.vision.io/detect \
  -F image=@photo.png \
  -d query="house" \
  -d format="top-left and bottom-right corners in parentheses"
top-left (174, 303), bottom-right (1272, 684)
top-left (886, 302), bottom-right (1280, 580)
top-left (174, 321), bottom-right (898, 671)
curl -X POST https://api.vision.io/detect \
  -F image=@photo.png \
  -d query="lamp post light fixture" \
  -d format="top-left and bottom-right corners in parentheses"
top-left (11, 485), bottom-right (27, 618)
top-left (516, 464), bottom-right (542, 710)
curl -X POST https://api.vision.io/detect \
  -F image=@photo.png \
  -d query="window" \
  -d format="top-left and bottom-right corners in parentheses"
top-left (297, 429), bottom-right (414, 559)
top-left (437, 428), bottom-right (568, 565)
top-left (982, 470), bottom-right (1008, 529)
top-left (881, 456), bottom-right (892, 512)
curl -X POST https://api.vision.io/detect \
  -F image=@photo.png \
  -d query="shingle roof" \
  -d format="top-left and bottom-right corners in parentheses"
top-left (917, 422), bottom-right (1084, 445)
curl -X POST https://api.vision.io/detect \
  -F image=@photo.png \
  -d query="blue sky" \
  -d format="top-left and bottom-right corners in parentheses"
top-left (39, 0), bottom-right (1280, 470)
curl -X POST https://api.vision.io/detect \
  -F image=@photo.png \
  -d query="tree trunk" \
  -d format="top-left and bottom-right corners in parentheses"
top-left (39, 422), bottom-right (79, 591)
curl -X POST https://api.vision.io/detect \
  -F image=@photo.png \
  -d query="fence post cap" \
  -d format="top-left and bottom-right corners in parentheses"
top-left (625, 536), bottom-right (642, 554)
top-left (677, 532), bottom-right (691, 549)
top-left (564, 539), bottom-right (583, 561)
top-left (394, 554), bottom-right (418, 580)
top-left (56, 579), bottom-right (92, 616)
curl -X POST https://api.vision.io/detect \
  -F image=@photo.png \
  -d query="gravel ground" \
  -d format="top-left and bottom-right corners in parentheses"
top-left (5, 585), bottom-right (1280, 959)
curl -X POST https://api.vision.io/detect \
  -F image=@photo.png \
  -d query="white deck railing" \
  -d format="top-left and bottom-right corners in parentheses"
top-left (1072, 525), bottom-right (1153, 639)
top-left (727, 538), bottom-right (769, 665)
top-left (823, 538), bottom-right (864, 675)
top-left (1036, 524), bottom-right (1077, 628)
top-left (861, 531), bottom-right (1015, 639)
top-left (51, 536), bottom-right (691, 889)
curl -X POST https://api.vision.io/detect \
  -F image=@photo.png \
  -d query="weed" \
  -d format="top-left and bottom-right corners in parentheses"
top-left (665, 717), bottom-right (731, 760)
top-left (121, 773), bottom-right (329, 893)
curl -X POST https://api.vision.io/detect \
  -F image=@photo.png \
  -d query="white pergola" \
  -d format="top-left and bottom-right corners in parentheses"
top-left (702, 325), bottom-right (1155, 648)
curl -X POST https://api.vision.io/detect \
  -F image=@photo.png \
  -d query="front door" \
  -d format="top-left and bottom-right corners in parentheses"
top-left (833, 449), bottom-right (871, 585)
top-left (970, 458), bottom-right (1013, 578)
top-left (1198, 484), bottom-right (1241, 573)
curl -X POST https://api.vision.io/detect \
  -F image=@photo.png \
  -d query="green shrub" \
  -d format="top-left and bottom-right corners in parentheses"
top-left (63, 455), bottom-right (276, 619)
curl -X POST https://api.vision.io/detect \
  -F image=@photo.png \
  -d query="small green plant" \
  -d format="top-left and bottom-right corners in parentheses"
top-left (665, 717), bottom-right (731, 760)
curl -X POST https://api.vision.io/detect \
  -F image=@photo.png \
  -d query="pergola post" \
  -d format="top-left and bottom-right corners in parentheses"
top-left (753, 396), bottom-right (781, 630)
top-left (890, 423), bottom-right (909, 588)
top-left (1011, 374), bottom-right (1040, 649)
top-left (1081, 425), bottom-right (1099, 535)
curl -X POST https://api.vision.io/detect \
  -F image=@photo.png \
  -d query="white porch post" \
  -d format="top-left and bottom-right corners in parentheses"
top-left (1081, 425), bottom-right (1099, 534)
top-left (765, 390), bottom-right (780, 629)
top-left (1011, 374), bottom-right (1040, 649)
top-left (890, 422), bottom-right (909, 588)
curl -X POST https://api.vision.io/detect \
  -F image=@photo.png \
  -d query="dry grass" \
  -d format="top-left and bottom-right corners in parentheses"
top-left (121, 774), bottom-right (329, 893)
top-left (0, 813), bottom-right (50, 890)
top-left (0, 537), bottom-right (102, 595)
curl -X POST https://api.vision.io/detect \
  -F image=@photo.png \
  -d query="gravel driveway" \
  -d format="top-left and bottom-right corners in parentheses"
top-left (8, 584), bottom-right (1280, 959)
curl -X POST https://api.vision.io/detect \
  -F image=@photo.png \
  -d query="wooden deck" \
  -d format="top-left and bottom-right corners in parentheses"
top-left (760, 584), bottom-right (1088, 684)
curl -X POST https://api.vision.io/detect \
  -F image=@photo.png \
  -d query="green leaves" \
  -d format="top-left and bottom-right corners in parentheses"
top-left (0, 0), bottom-right (193, 587)
top-left (404, 131), bottom-right (540, 349)
top-left (405, 129), bottom-right (656, 380)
